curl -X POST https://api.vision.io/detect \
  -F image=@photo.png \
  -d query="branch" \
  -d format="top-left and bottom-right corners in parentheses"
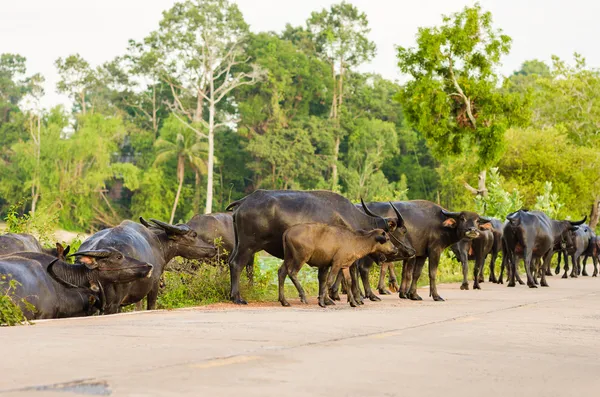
top-left (448, 56), bottom-right (477, 129)
top-left (215, 71), bottom-right (260, 103)
top-left (168, 82), bottom-right (192, 119)
top-left (463, 181), bottom-right (480, 195)
top-left (166, 105), bottom-right (208, 139)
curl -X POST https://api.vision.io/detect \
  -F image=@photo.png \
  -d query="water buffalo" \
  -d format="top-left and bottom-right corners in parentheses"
top-left (503, 210), bottom-right (585, 287)
top-left (75, 218), bottom-right (217, 314)
top-left (337, 200), bottom-right (488, 301)
top-left (278, 224), bottom-right (398, 307)
top-left (187, 212), bottom-right (254, 281)
top-left (226, 190), bottom-right (413, 304)
top-left (0, 233), bottom-right (70, 259)
top-left (0, 251), bottom-right (152, 320)
top-left (582, 235), bottom-right (600, 277)
top-left (450, 225), bottom-right (494, 290)
top-left (560, 225), bottom-right (594, 278)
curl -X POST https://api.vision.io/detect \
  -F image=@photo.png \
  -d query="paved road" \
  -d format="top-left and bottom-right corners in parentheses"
top-left (1, 276), bottom-right (599, 397)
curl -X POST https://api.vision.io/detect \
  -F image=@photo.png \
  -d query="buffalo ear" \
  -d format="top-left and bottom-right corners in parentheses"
top-left (55, 243), bottom-right (65, 257)
top-left (79, 256), bottom-right (99, 270)
top-left (387, 219), bottom-right (397, 231)
top-left (442, 218), bottom-right (457, 228)
top-left (479, 223), bottom-right (493, 230)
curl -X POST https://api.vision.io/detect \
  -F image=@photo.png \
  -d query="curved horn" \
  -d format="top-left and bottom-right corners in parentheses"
top-left (70, 249), bottom-right (112, 259)
top-left (441, 209), bottom-right (460, 218)
top-left (150, 218), bottom-right (189, 235)
top-left (360, 198), bottom-right (379, 218)
top-left (139, 217), bottom-right (152, 228)
top-left (479, 216), bottom-right (492, 223)
top-left (47, 259), bottom-right (80, 289)
top-left (389, 202), bottom-right (404, 226)
top-left (569, 216), bottom-right (587, 226)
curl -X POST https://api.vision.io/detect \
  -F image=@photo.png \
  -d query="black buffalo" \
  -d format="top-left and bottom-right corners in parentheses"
top-left (0, 251), bottom-right (152, 320)
top-left (503, 210), bottom-right (585, 287)
top-left (336, 200), bottom-right (488, 301)
top-left (75, 218), bottom-right (217, 314)
top-left (450, 226), bottom-right (494, 290)
top-left (226, 190), bottom-right (414, 304)
top-left (560, 225), bottom-right (594, 278)
top-left (0, 233), bottom-right (70, 259)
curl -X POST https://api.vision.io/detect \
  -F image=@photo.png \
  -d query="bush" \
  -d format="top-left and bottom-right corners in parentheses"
top-left (0, 276), bottom-right (34, 326)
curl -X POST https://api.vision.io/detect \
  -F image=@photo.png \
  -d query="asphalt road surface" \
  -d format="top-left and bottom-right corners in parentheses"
top-left (1, 276), bottom-right (600, 397)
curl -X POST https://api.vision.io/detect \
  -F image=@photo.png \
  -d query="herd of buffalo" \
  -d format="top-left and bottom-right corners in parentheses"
top-left (0, 189), bottom-right (596, 321)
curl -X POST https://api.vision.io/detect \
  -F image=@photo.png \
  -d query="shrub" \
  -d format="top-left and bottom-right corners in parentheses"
top-left (0, 276), bottom-right (34, 326)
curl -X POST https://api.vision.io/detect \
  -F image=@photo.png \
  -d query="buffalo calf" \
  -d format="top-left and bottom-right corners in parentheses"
top-left (278, 224), bottom-right (398, 308)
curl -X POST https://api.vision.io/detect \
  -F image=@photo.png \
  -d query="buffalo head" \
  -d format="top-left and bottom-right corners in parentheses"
top-left (361, 198), bottom-right (398, 232)
top-left (140, 217), bottom-right (217, 260)
top-left (372, 230), bottom-right (400, 257)
top-left (71, 248), bottom-right (154, 284)
top-left (441, 209), bottom-right (491, 240)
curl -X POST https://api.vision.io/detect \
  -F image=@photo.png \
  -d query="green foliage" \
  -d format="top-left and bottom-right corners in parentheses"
top-left (474, 168), bottom-right (523, 219)
top-left (533, 182), bottom-right (564, 219)
top-left (4, 202), bottom-right (58, 246)
top-left (396, 2), bottom-right (529, 167)
top-left (0, 276), bottom-right (34, 326)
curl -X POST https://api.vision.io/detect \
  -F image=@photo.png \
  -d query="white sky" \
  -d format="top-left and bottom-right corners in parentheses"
top-left (1, 0), bottom-right (599, 109)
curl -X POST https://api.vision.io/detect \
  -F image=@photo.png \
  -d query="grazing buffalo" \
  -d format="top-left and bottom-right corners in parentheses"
top-left (503, 210), bottom-right (585, 288)
top-left (226, 190), bottom-right (413, 304)
top-left (450, 226), bottom-right (494, 290)
top-left (0, 233), bottom-right (70, 259)
top-left (187, 212), bottom-right (254, 281)
top-left (339, 200), bottom-right (488, 301)
top-left (0, 251), bottom-right (152, 320)
top-left (75, 218), bottom-right (217, 314)
top-left (278, 224), bottom-right (398, 307)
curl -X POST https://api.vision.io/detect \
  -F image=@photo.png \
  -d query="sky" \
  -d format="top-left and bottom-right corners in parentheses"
top-left (1, 0), bottom-right (599, 109)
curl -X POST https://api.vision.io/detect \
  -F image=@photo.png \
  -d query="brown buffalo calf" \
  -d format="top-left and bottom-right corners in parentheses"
top-left (278, 224), bottom-right (398, 308)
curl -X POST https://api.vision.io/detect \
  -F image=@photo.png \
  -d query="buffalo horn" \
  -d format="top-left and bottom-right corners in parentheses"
top-left (569, 216), bottom-right (587, 226)
top-left (70, 249), bottom-right (112, 259)
top-left (360, 197), bottom-right (379, 218)
top-left (139, 217), bottom-right (152, 228)
top-left (47, 259), bottom-right (80, 289)
top-left (479, 216), bottom-right (492, 223)
top-left (150, 218), bottom-right (189, 235)
top-left (389, 202), bottom-right (404, 226)
top-left (441, 209), bottom-right (460, 218)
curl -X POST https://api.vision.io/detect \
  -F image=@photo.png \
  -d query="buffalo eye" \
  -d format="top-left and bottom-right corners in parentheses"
top-left (116, 254), bottom-right (123, 260)
top-left (191, 231), bottom-right (198, 238)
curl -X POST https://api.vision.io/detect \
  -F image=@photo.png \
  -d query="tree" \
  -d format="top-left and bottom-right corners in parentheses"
top-left (141, 0), bottom-right (262, 214)
top-left (154, 116), bottom-right (207, 223)
top-left (396, 3), bottom-right (529, 197)
top-left (55, 54), bottom-right (98, 114)
top-left (307, 1), bottom-right (376, 189)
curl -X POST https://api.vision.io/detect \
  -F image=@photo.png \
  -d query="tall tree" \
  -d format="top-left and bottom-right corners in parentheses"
top-left (141, 0), bottom-right (262, 214)
top-left (154, 116), bottom-right (207, 223)
top-left (396, 2), bottom-right (529, 197)
top-left (55, 54), bottom-right (98, 114)
top-left (307, 1), bottom-right (376, 189)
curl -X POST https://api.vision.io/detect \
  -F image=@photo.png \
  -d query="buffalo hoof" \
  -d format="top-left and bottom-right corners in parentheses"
top-left (497, 279), bottom-right (504, 285)
top-left (433, 295), bottom-right (445, 302)
top-left (379, 288), bottom-right (392, 295)
top-left (408, 293), bottom-right (422, 301)
top-left (318, 301), bottom-right (326, 308)
top-left (280, 300), bottom-right (291, 307)
top-left (473, 284), bottom-right (481, 290)
top-left (389, 283), bottom-right (400, 292)
top-left (528, 283), bottom-right (538, 289)
top-left (398, 292), bottom-right (408, 299)
top-left (368, 294), bottom-right (382, 302)
top-left (593, 273), bottom-right (598, 277)
top-left (562, 273), bottom-right (568, 279)
top-left (232, 297), bottom-right (248, 305)
top-left (541, 281), bottom-right (549, 287)
top-left (478, 278), bottom-right (484, 284)
top-left (349, 299), bottom-right (358, 308)
top-left (555, 267), bottom-right (560, 275)
top-left (330, 291), bottom-right (341, 301)
top-left (489, 276), bottom-right (497, 283)
top-left (324, 296), bottom-right (336, 306)
top-left (507, 282), bottom-right (516, 288)
top-left (300, 296), bottom-right (308, 304)
top-left (582, 271), bottom-right (589, 277)
top-left (518, 280), bottom-right (525, 285)
top-left (460, 283), bottom-right (469, 290)
top-left (570, 274), bottom-right (578, 279)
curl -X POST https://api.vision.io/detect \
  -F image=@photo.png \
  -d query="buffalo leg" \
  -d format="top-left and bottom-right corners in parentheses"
top-left (593, 254), bottom-right (599, 277)
top-left (350, 263), bottom-right (364, 305)
top-left (387, 263), bottom-right (400, 292)
top-left (377, 261), bottom-right (391, 294)
top-left (277, 264), bottom-right (291, 307)
top-left (288, 270), bottom-right (307, 304)
top-left (328, 271), bottom-right (342, 301)
top-left (359, 263), bottom-right (381, 302)
top-left (146, 283), bottom-right (159, 310)
top-left (488, 251), bottom-right (498, 283)
top-left (229, 247), bottom-right (254, 304)
top-left (399, 257), bottom-right (415, 299)
top-left (555, 251), bottom-right (563, 275)
top-left (245, 256), bottom-right (254, 286)
top-left (540, 251), bottom-right (552, 287)
top-left (523, 249), bottom-right (537, 288)
top-left (473, 254), bottom-right (485, 290)
top-left (498, 254), bottom-right (506, 285)
top-left (427, 251), bottom-right (445, 301)
top-left (318, 267), bottom-right (335, 307)
top-left (569, 255), bottom-right (578, 278)
top-left (341, 267), bottom-right (358, 307)
top-left (407, 256), bottom-right (427, 301)
top-left (581, 254), bottom-right (589, 276)
top-left (562, 253), bottom-right (571, 278)
top-left (507, 250), bottom-right (517, 287)
top-left (458, 251), bottom-right (469, 291)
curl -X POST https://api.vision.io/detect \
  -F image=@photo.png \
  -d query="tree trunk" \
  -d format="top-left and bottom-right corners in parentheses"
top-left (331, 135), bottom-right (340, 190)
top-left (152, 85), bottom-right (158, 137)
top-left (30, 114), bottom-right (41, 215)
top-left (170, 156), bottom-right (185, 224)
top-left (338, 59), bottom-right (344, 109)
top-left (80, 91), bottom-right (86, 115)
top-left (194, 88), bottom-right (204, 123)
top-left (590, 198), bottom-right (600, 230)
top-left (205, 99), bottom-right (215, 214)
top-left (193, 169), bottom-right (201, 214)
top-left (464, 169), bottom-right (488, 197)
top-left (329, 60), bottom-right (337, 120)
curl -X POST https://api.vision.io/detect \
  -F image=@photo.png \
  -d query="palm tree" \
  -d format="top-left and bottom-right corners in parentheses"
top-left (154, 130), bottom-right (207, 224)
